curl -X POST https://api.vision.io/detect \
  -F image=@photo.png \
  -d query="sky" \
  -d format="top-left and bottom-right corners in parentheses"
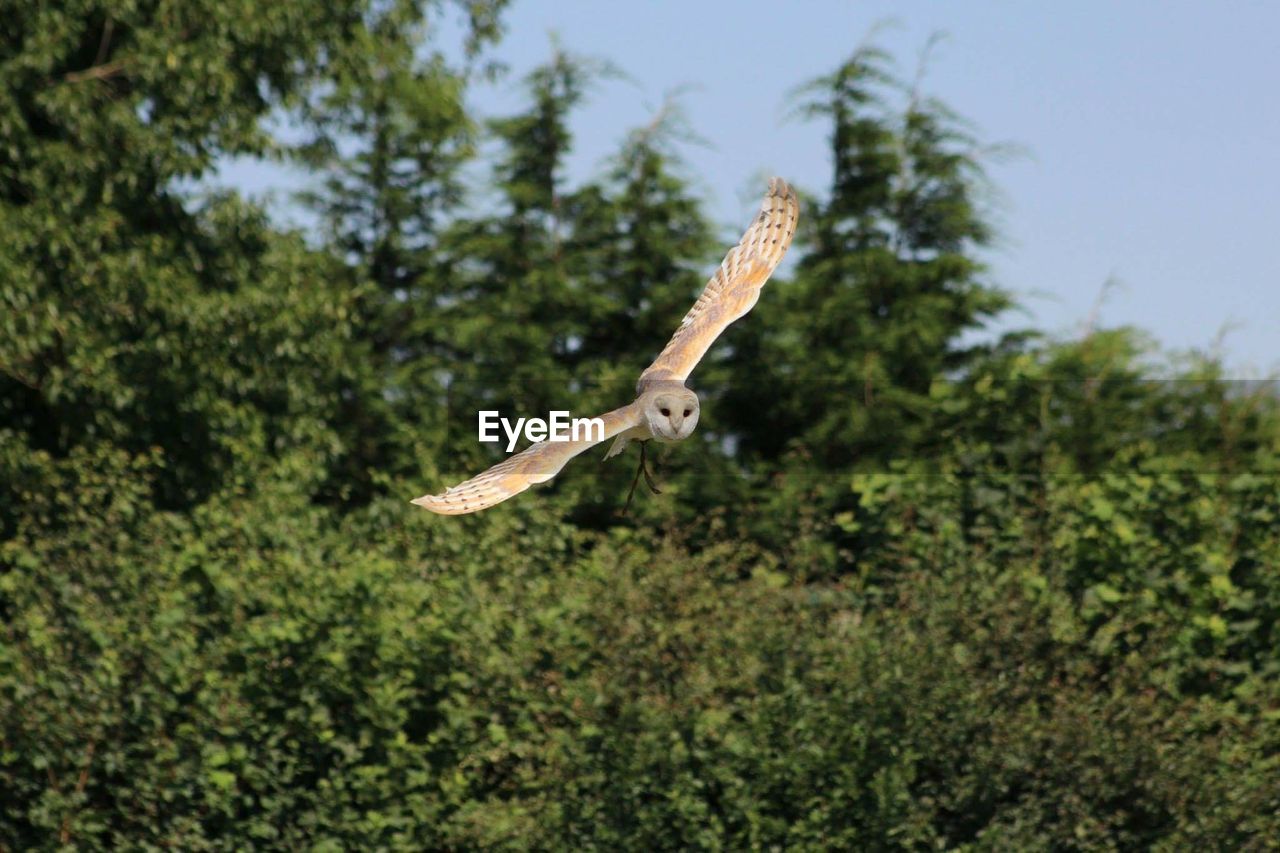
top-left (220, 0), bottom-right (1280, 374)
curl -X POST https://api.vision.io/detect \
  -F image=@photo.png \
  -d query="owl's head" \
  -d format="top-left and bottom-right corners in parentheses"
top-left (640, 383), bottom-right (700, 442)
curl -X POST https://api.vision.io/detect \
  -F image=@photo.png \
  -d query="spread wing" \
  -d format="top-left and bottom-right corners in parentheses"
top-left (638, 177), bottom-right (799, 390)
top-left (411, 403), bottom-right (641, 515)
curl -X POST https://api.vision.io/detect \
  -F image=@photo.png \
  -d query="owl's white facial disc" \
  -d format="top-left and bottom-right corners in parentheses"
top-left (643, 386), bottom-right (700, 442)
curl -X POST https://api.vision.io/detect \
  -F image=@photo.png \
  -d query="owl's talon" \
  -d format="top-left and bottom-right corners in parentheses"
top-left (640, 443), bottom-right (662, 495)
top-left (622, 441), bottom-right (662, 514)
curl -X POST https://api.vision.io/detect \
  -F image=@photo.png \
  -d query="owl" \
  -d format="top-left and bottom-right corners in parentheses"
top-left (413, 177), bottom-right (799, 515)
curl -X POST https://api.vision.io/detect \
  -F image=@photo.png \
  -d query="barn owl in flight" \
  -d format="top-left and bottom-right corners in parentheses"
top-left (412, 177), bottom-right (799, 515)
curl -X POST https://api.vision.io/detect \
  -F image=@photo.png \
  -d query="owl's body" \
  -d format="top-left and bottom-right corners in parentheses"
top-left (412, 178), bottom-right (799, 515)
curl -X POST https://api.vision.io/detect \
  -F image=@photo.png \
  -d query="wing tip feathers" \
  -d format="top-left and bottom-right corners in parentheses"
top-left (411, 492), bottom-right (488, 515)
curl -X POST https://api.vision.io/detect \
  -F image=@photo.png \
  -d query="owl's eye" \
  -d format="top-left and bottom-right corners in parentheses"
top-left (683, 409), bottom-right (691, 417)
top-left (660, 408), bottom-right (670, 417)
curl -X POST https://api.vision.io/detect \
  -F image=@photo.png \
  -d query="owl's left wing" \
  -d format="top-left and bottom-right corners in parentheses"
top-left (411, 402), bottom-right (641, 515)
top-left (637, 177), bottom-right (799, 390)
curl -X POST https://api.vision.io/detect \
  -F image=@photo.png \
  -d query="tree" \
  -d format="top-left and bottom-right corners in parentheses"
top-left (720, 42), bottom-right (1014, 472)
top-left (1, 0), bottom-right (362, 519)
top-left (430, 44), bottom-right (609, 482)
top-left (0, 0), bottom-right (508, 519)
top-left (291, 0), bottom-right (508, 504)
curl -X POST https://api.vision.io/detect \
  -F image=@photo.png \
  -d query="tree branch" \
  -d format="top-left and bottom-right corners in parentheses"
top-left (65, 59), bottom-right (128, 84)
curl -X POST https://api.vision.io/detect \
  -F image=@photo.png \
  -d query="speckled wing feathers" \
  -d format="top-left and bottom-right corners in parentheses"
top-left (638, 177), bottom-right (799, 389)
top-left (410, 403), bottom-right (640, 515)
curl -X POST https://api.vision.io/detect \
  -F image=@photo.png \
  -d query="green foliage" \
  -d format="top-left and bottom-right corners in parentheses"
top-left (6, 480), bottom-right (1276, 847)
top-left (423, 44), bottom-right (605, 490)
top-left (0, 0), bottom-right (500, 514)
top-left (723, 43), bottom-right (1013, 468)
top-left (2, 5), bottom-right (1278, 848)
top-left (289, 0), bottom-right (510, 504)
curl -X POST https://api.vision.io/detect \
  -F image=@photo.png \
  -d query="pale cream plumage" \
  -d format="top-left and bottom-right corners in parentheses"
top-left (412, 177), bottom-right (799, 515)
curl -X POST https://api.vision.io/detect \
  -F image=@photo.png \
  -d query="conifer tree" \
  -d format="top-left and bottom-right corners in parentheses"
top-left (567, 101), bottom-right (716, 381)
top-left (432, 44), bottom-right (606, 476)
top-left (292, 1), bottom-right (507, 503)
top-left (722, 42), bottom-right (1013, 472)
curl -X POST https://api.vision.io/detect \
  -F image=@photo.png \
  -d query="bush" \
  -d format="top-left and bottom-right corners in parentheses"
top-left (5, 458), bottom-right (1277, 847)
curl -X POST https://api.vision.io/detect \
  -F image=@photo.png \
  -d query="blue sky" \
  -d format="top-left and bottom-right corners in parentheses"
top-left (220, 1), bottom-right (1279, 374)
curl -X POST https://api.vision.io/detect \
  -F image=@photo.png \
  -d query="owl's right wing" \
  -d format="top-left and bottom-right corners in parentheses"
top-left (411, 403), bottom-right (642, 515)
top-left (637, 177), bottom-right (799, 390)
